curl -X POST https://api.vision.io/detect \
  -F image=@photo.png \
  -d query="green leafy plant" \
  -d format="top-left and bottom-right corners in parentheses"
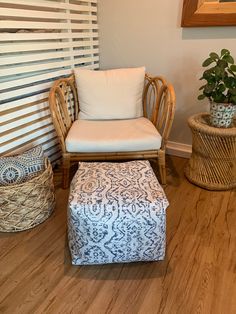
top-left (198, 49), bottom-right (236, 105)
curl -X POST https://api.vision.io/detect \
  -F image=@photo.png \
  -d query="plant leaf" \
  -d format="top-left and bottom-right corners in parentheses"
top-left (223, 55), bottom-right (234, 64)
top-left (204, 84), bottom-right (215, 93)
top-left (213, 93), bottom-right (226, 103)
top-left (221, 49), bottom-right (230, 56)
top-left (229, 88), bottom-right (236, 96)
top-left (202, 58), bottom-right (214, 67)
top-left (210, 52), bottom-right (219, 60)
top-left (228, 69), bottom-right (236, 76)
top-left (202, 69), bottom-right (217, 82)
top-left (218, 84), bottom-right (226, 93)
top-left (214, 66), bottom-right (222, 77)
top-left (231, 95), bottom-right (236, 104)
top-left (230, 65), bottom-right (236, 72)
top-left (199, 85), bottom-right (205, 90)
top-left (198, 94), bottom-right (206, 100)
top-left (217, 59), bottom-right (228, 68)
top-left (202, 71), bottom-right (212, 80)
top-left (224, 77), bottom-right (236, 88)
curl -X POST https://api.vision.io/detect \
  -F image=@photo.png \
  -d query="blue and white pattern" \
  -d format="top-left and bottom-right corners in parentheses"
top-left (210, 102), bottom-right (235, 128)
top-left (68, 160), bottom-right (168, 265)
top-left (0, 146), bottom-right (45, 186)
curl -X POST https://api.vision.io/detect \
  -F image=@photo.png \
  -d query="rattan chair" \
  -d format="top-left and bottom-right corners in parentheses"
top-left (49, 73), bottom-right (176, 189)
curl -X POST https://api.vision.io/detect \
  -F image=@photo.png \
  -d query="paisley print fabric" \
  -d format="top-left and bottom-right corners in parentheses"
top-left (68, 160), bottom-right (168, 265)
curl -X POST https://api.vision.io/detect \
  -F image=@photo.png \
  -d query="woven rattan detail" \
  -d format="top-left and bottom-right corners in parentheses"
top-left (0, 159), bottom-right (55, 232)
top-left (185, 113), bottom-right (236, 190)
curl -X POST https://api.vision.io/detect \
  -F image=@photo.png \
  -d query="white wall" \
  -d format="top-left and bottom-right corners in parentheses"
top-left (97, 0), bottom-right (236, 145)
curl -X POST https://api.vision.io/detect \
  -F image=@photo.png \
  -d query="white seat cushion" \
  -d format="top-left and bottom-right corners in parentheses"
top-left (65, 117), bottom-right (162, 153)
top-left (74, 67), bottom-right (145, 120)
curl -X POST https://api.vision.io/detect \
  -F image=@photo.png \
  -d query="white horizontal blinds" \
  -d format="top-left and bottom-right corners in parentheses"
top-left (0, 0), bottom-right (99, 162)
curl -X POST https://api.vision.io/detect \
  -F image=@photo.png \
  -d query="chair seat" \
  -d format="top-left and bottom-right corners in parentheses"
top-left (65, 117), bottom-right (162, 153)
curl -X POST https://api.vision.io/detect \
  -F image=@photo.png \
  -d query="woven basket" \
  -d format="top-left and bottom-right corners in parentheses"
top-left (0, 158), bottom-right (55, 232)
top-left (185, 113), bottom-right (236, 190)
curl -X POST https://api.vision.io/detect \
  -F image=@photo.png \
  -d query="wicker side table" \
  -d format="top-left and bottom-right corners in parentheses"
top-left (185, 113), bottom-right (236, 190)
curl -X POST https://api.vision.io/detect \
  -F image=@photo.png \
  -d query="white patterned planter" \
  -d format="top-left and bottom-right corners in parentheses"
top-left (210, 102), bottom-right (235, 128)
top-left (68, 161), bottom-right (169, 265)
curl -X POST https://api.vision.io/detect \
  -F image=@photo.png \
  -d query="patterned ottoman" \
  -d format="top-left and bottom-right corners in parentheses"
top-left (68, 160), bottom-right (169, 265)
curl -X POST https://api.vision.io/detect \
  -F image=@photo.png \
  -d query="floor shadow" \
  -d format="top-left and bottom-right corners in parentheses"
top-left (166, 155), bottom-right (184, 187)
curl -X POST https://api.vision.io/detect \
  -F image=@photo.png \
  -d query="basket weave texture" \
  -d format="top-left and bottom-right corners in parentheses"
top-left (0, 159), bottom-right (55, 232)
top-left (185, 113), bottom-right (236, 190)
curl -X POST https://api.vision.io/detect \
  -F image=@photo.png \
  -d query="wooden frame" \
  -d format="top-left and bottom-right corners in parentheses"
top-left (49, 74), bottom-right (176, 189)
top-left (182, 0), bottom-right (236, 27)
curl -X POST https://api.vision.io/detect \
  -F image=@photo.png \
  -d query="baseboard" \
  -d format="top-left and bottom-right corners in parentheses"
top-left (166, 141), bottom-right (192, 159)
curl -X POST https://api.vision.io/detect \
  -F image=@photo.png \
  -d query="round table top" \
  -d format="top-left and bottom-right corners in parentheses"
top-left (188, 112), bottom-right (236, 137)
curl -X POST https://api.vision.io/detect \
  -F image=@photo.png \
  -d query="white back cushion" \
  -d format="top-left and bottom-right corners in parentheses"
top-left (74, 67), bottom-right (145, 120)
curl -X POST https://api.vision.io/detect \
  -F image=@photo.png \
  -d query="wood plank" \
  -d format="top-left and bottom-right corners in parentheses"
top-left (0, 53), bottom-right (99, 79)
top-left (0, 32), bottom-right (98, 42)
top-left (197, 2), bottom-right (236, 14)
top-left (0, 107), bottom-right (50, 132)
top-left (0, 21), bottom-right (98, 30)
top-left (1, 0), bottom-right (97, 12)
top-left (0, 82), bottom-right (52, 101)
top-left (0, 70), bottom-right (70, 91)
top-left (0, 102), bottom-right (49, 124)
top-left (0, 40), bottom-right (99, 54)
top-left (0, 116), bottom-right (52, 143)
top-left (0, 123), bottom-right (54, 153)
top-left (1, 48), bottom-right (99, 66)
top-left (0, 8), bottom-right (97, 21)
top-left (2, 129), bottom-right (57, 157)
top-left (0, 60), bottom-right (72, 77)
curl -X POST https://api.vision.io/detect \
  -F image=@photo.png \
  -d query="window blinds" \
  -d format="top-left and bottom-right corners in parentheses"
top-left (0, 0), bottom-right (99, 163)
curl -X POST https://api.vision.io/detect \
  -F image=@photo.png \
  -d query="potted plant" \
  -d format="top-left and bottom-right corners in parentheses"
top-left (198, 49), bottom-right (236, 128)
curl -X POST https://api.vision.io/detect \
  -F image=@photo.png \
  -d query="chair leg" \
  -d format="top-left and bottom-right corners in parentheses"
top-left (158, 149), bottom-right (167, 185)
top-left (62, 156), bottom-right (70, 189)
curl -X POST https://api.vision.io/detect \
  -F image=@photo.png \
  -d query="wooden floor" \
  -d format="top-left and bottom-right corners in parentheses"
top-left (0, 156), bottom-right (236, 314)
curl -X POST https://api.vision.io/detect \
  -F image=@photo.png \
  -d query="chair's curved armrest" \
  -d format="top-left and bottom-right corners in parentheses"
top-left (49, 75), bottom-right (78, 153)
top-left (143, 74), bottom-right (176, 149)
